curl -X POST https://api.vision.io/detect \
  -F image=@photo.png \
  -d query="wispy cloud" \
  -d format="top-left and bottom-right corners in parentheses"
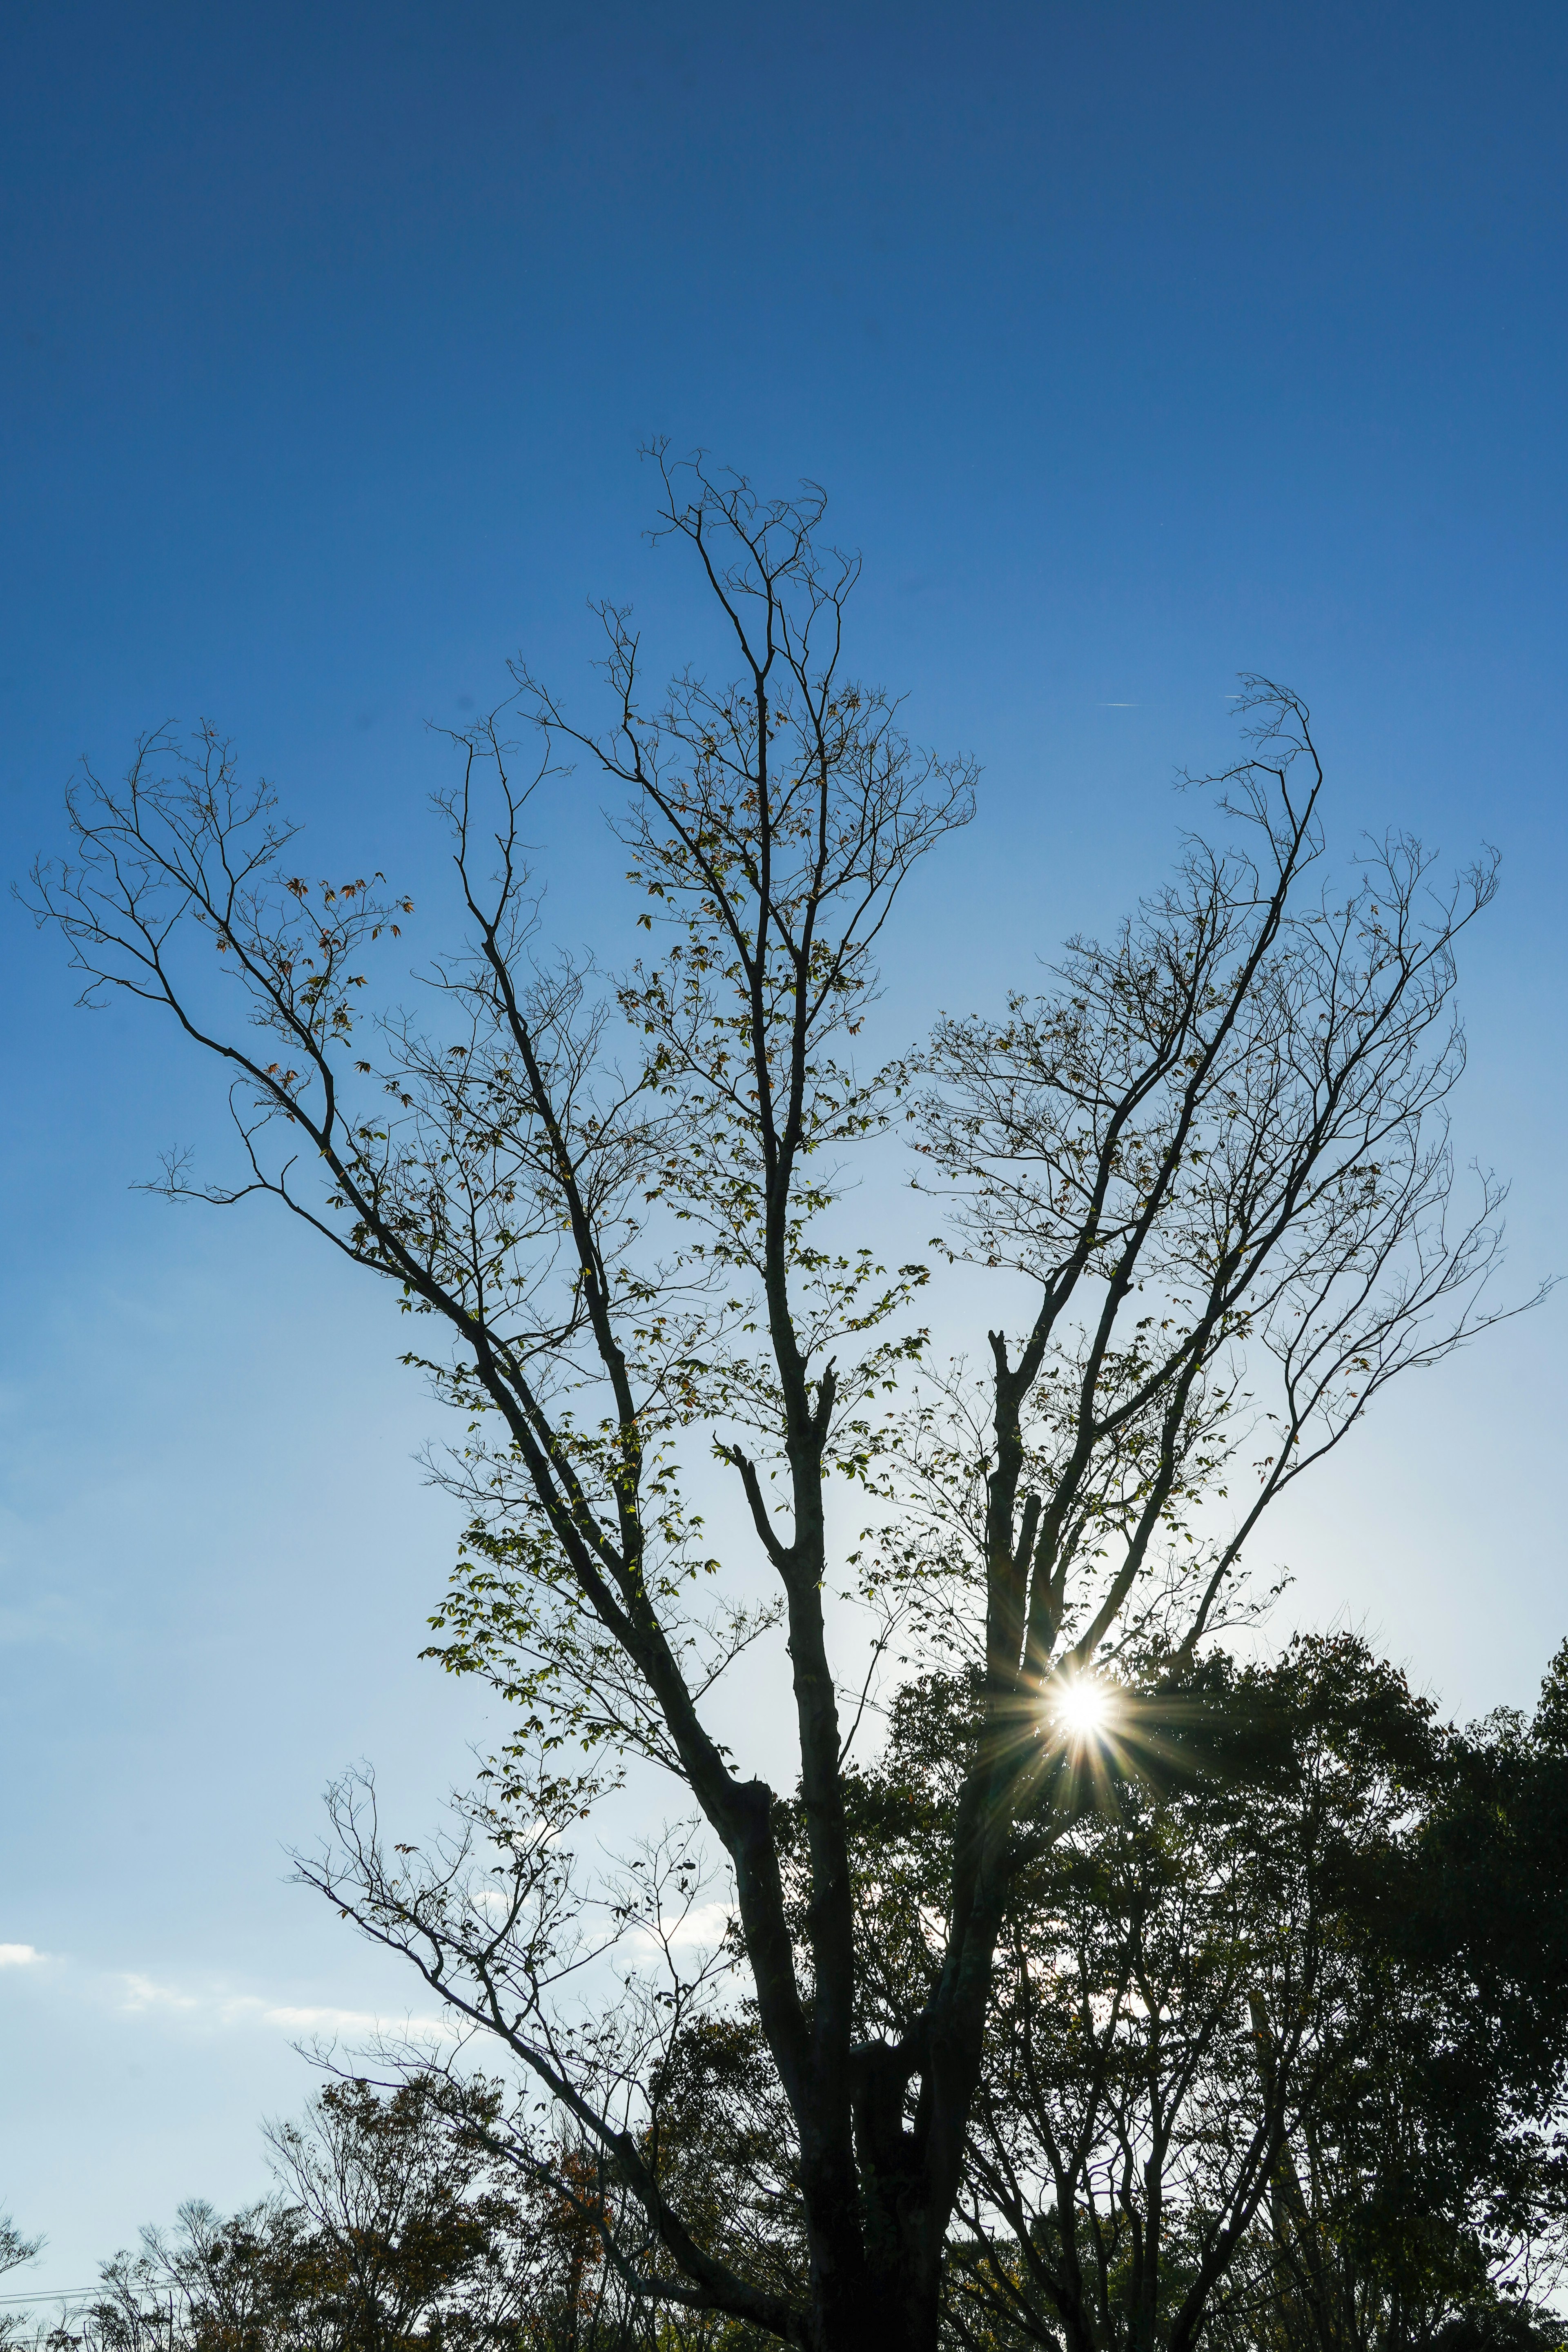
top-left (116, 1971), bottom-right (453, 2043)
top-left (0, 1939), bottom-right (448, 2045)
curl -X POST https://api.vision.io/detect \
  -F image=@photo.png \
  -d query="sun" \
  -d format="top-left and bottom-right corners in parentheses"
top-left (1049, 1671), bottom-right (1116, 1744)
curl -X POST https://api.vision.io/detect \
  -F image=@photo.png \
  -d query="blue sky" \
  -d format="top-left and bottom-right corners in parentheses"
top-left (2, 0), bottom-right (1566, 2290)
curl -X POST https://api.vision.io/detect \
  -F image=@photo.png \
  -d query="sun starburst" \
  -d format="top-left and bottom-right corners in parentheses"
top-left (1049, 1670), bottom-right (1117, 1746)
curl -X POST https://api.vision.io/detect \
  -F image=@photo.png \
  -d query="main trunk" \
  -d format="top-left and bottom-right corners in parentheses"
top-left (798, 2066), bottom-right (953, 2352)
top-left (806, 2238), bottom-right (941, 2352)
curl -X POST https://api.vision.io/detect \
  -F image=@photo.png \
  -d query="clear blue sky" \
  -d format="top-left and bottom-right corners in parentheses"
top-left (2, 0), bottom-right (1565, 2290)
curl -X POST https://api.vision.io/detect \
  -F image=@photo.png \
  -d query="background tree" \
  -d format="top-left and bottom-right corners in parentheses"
top-left (68, 2201), bottom-right (312, 2352)
top-left (1229, 1645), bottom-right (1568, 2352)
top-left (903, 1639), bottom-right (1567, 2352)
top-left (0, 2226), bottom-right (43, 2283)
top-left (940, 1638), bottom-right (1439, 2352)
top-left (1, 2216), bottom-right (45, 2350)
top-left (261, 2075), bottom-right (532, 2352)
top-left (0, 2220), bottom-right (43, 2276)
top-left (40, 2077), bottom-right (565, 2352)
top-left (32, 451), bottom-right (1538, 2352)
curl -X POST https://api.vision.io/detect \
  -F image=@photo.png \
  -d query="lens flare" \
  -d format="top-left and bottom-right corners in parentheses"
top-left (1049, 1671), bottom-right (1116, 1744)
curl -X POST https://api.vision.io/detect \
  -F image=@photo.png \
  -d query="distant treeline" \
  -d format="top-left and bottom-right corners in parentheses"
top-left (6, 1633), bottom-right (1568, 2352)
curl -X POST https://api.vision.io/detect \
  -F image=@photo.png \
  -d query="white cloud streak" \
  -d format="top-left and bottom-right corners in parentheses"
top-left (116, 1971), bottom-right (454, 2043)
top-left (0, 1939), bottom-right (449, 2044)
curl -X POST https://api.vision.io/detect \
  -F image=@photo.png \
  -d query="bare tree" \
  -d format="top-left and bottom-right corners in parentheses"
top-left (31, 449), bottom-right (1536, 2352)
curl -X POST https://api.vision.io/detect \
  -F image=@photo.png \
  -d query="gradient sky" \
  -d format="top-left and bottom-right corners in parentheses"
top-left (2, 0), bottom-right (1566, 2294)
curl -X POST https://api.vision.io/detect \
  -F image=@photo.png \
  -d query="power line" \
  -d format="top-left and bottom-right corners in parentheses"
top-left (2, 2288), bottom-right (102, 2305)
